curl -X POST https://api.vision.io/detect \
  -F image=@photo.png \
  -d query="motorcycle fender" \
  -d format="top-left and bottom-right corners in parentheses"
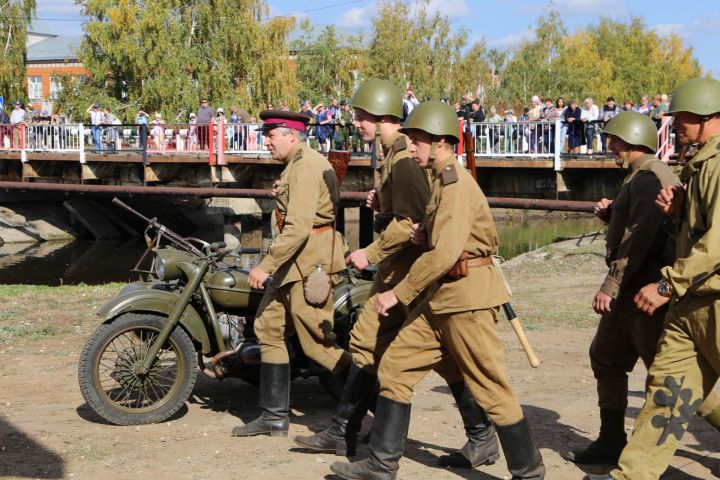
top-left (97, 288), bottom-right (211, 354)
top-left (333, 280), bottom-right (373, 317)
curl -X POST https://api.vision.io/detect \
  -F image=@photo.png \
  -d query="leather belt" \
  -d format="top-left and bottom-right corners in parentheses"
top-left (467, 256), bottom-right (493, 267)
top-left (310, 225), bottom-right (332, 235)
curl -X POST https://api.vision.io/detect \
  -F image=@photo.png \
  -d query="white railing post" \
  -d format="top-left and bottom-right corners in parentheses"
top-left (554, 118), bottom-right (562, 171)
top-left (79, 124), bottom-right (86, 164)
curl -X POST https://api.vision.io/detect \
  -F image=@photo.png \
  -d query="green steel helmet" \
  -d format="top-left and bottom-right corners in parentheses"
top-left (668, 77), bottom-right (720, 116)
top-left (399, 100), bottom-right (460, 143)
top-left (349, 79), bottom-right (403, 118)
top-left (603, 111), bottom-right (658, 152)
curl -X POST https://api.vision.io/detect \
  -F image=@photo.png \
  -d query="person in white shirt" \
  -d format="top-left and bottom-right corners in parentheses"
top-left (402, 88), bottom-right (418, 120)
top-left (9, 101), bottom-right (25, 148)
top-left (580, 98), bottom-right (600, 154)
top-left (86, 103), bottom-right (105, 152)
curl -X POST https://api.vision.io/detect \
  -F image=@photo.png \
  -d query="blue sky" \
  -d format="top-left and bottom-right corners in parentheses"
top-left (36, 0), bottom-right (720, 79)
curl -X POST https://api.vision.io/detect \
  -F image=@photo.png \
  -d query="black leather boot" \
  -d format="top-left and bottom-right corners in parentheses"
top-left (231, 363), bottom-right (290, 437)
top-left (496, 418), bottom-right (545, 480)
top-left (438, 381), bottom-right (500, 468)
top-left (330, 396), bottom-right (411, 480)
top-left (570, 409), bottom-right (626, 464)
top-left (293, 364), bottom-right (377, 456)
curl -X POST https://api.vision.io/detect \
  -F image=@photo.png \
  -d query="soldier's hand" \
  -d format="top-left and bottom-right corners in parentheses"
top-left (248, 266), bottom-right (270, 290)
top-left (346, 248), bottom-right (370, 271)
top-left (366, 189), bottom-right (379, 211)
top-left (410, 223), bottom-right (426, 245)
top-left (634, 282), bottom-right (670, 315)
top-left (656, 185), bottom-right (684, 217)
top-left (270, 179), bottom-right (281, 197)
top-left (375, 290), bottom-right (399, 317)
top-left (594, 198), bottom-right (613, 222)
top-left (592, 290), bottom-right (613, 314)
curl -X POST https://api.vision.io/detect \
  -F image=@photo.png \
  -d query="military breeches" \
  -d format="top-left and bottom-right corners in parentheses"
top-left (377, 302), bottom-right (524, 426)
top-left (254, 281), bottom-right (351, 374)
top-left (611, 294), bottom-right (720, 480)
top-left (349, 281), bottom-right (462, 384)
top-left (590, 306), bottom-right (666, 410)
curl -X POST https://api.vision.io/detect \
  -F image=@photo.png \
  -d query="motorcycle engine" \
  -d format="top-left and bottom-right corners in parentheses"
top-left (217, 313), bottom-right (247, 350)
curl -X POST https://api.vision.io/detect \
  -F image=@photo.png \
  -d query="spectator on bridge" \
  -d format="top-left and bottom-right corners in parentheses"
top-left (633, 95), bottom-right (651, 115)
top-left (486, 106), bottom-right (502, 153)
top-left (600, 97), bottom-right (620, 153)
top-left (277, 101), bottom-right (290, 112)
top-left (580, 97), bottom-right (599, 154)
top-left (188, 112), bottom-right (198, 150)
top-left (314, 102), bottom-right (332, 153)
top-left (0, 104), bottom-right (11, 149)
top-left (151, 113), bottom-right (166, 152)
top-left (195, 98), bottom-right (215, 150)
top-left (527, 95), bottom-right (543, 153)
top-left (299, 100), bottom-right (314, 120)
top-left (103, 107), bottom-right (119, 153)
top-left (504, 109), bottom-right (518, 153)
top-left (136, 110), bottom-right (149, 152)
top-left (650, 94), bottom-right (669, 128)
top-left (540, 97), bottom-right (560, 153)
top-left (247, 116), bottom-right (259, 151)
top-left (402, 88), bottom-right (418, 120)
top-left (469, 100), bottom-right (485, 139)
top-left (556, 97), bottom-right (568, 152)
top-left (86, 103), bottom-right (105, 153)
top-left (622, 99), bottom-right (634, 111)
top-left (564, 99), bottom-right (583, 155)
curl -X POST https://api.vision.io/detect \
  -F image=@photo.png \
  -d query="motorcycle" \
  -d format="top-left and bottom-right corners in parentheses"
top-left (77, 197), bottom-right (372, 426)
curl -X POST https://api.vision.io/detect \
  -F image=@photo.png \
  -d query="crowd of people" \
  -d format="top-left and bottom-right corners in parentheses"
top-left (1, 90), bottom-right (672, 157)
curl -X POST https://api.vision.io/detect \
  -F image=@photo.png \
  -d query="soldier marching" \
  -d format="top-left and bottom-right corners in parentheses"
top-left (230, 77), bottom-right (719, 480)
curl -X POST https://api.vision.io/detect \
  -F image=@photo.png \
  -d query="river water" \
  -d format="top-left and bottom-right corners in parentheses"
top-left (0, 215), bottom-right (602, 286)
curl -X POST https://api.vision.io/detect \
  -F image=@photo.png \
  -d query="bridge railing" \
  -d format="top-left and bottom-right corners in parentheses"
top-left (467, 120), bottom-right (559, 158)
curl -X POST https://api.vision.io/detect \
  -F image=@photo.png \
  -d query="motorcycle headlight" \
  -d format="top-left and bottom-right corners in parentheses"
top-left (154, 248), bottom-right (194, 281)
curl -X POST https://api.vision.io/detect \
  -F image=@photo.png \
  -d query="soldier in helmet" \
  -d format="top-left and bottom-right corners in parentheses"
top-left (294, 81), bottom-right (498, 469)
top-left (330, 101), bottom-right (545, 480)
top-left (569, 112), bottom-right (679, 466)
top-left (584, 78), bottom-right (720, 480)
top-left (230, 110), bottom-right (351, 438)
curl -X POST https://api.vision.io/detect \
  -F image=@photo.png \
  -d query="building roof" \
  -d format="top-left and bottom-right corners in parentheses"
top-left (26, 35), bottom-right (83, 62)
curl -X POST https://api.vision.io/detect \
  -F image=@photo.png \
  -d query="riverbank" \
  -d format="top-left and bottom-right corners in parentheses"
top-left (0, 238), bottom-right (716, 480)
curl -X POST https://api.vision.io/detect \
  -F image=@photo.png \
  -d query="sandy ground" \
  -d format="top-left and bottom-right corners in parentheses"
top-left (0, 236), bottom-right (718, 480)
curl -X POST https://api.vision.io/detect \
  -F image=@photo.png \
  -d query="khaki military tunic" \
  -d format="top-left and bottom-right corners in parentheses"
top-left (612, 136), bottom-right (720, 480)
top-left (591, 154), bottom-right (678, 411)
top-left (377, 156), bottom-right (524, 426)
top-left (348, 132), bottom-right (460, 383)
top-left (254, 142), bottom-right (350, 373)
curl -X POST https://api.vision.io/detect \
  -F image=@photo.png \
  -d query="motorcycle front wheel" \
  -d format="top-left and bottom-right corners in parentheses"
top-left (78, 313), bottom-right (198, 425)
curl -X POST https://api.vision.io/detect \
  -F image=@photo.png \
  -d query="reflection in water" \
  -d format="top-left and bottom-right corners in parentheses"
top-left (0, 216), bottom-right (603, 285)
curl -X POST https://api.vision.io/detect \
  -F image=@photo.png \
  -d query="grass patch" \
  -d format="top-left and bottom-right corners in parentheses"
top-left (0, 323), bottom-right (66, 343)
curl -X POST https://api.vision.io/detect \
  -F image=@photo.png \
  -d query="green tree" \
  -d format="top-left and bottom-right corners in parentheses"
top-left (57, 0), bottom-right (296, 122)
top-left (291, 19), bottom-right (366, 105)
top-left (0, 0), bottom-right (36, 104)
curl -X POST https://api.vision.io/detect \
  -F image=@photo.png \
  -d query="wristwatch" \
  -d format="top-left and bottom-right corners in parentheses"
top-left (658, 279), bottom-right (674, 298)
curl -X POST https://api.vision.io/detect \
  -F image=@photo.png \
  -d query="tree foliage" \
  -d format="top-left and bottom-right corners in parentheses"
top-left (57, 0), bottom-right (296, 122)
top-left (291, 19), bottom-right (366, 105)
top-left (0, 0), bottom-right (36, 104)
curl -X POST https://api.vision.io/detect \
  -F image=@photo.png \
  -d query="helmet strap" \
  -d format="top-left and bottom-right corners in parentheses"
top-left (374, 120), bottom-right (383, 161)
top-left (428, 139), bottom-right (437, 168)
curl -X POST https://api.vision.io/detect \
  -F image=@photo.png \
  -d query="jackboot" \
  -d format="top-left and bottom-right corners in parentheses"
top-left (496, 418), bottom-right (545, 480)
top-left (330, 396), bottom-right (411, 480)
top-left (438, 381), bottom-right (500, 468)
top-left (570, 409), bottom-right (626, 465)
top-left (231, 363), bottom-right (289, 437)
top-left (293, 364), bottom-right (377, 456)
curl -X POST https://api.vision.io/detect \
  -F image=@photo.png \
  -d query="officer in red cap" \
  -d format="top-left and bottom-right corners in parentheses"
top-left (231, 110), bottom-right (351, 437)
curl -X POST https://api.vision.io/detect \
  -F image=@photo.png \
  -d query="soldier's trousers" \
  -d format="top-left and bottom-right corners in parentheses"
top-left (349, 279), bottom-right (462, 383)
top-left (378, 301), bottom-right (524, 426)
top-left (590, 306), bottom-right (666, 410)
top-left (611, 293), bottom-right (720, 480)
top-left (254, 280), bottom-right (351, 374)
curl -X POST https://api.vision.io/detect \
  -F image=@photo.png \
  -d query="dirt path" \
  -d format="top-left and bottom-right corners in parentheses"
top-left (0, 237), bottom-right (717, 480)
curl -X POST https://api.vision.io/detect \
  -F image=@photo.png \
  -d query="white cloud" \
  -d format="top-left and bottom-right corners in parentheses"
top-left (488, 29), bottom-right (535, 48)
top-left (421, 0), bottom-right (469, 19)
top-left (338, 4), bottom-right (377, 28)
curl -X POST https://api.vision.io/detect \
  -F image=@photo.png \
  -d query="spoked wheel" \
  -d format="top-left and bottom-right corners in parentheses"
top-left (78, 313), bottom-right (198, 425)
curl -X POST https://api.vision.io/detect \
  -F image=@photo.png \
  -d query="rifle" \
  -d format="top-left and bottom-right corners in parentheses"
top-left (112, 197), bottom-right (205, 257)
top-left (463, 136), bottom-right (540, 369)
